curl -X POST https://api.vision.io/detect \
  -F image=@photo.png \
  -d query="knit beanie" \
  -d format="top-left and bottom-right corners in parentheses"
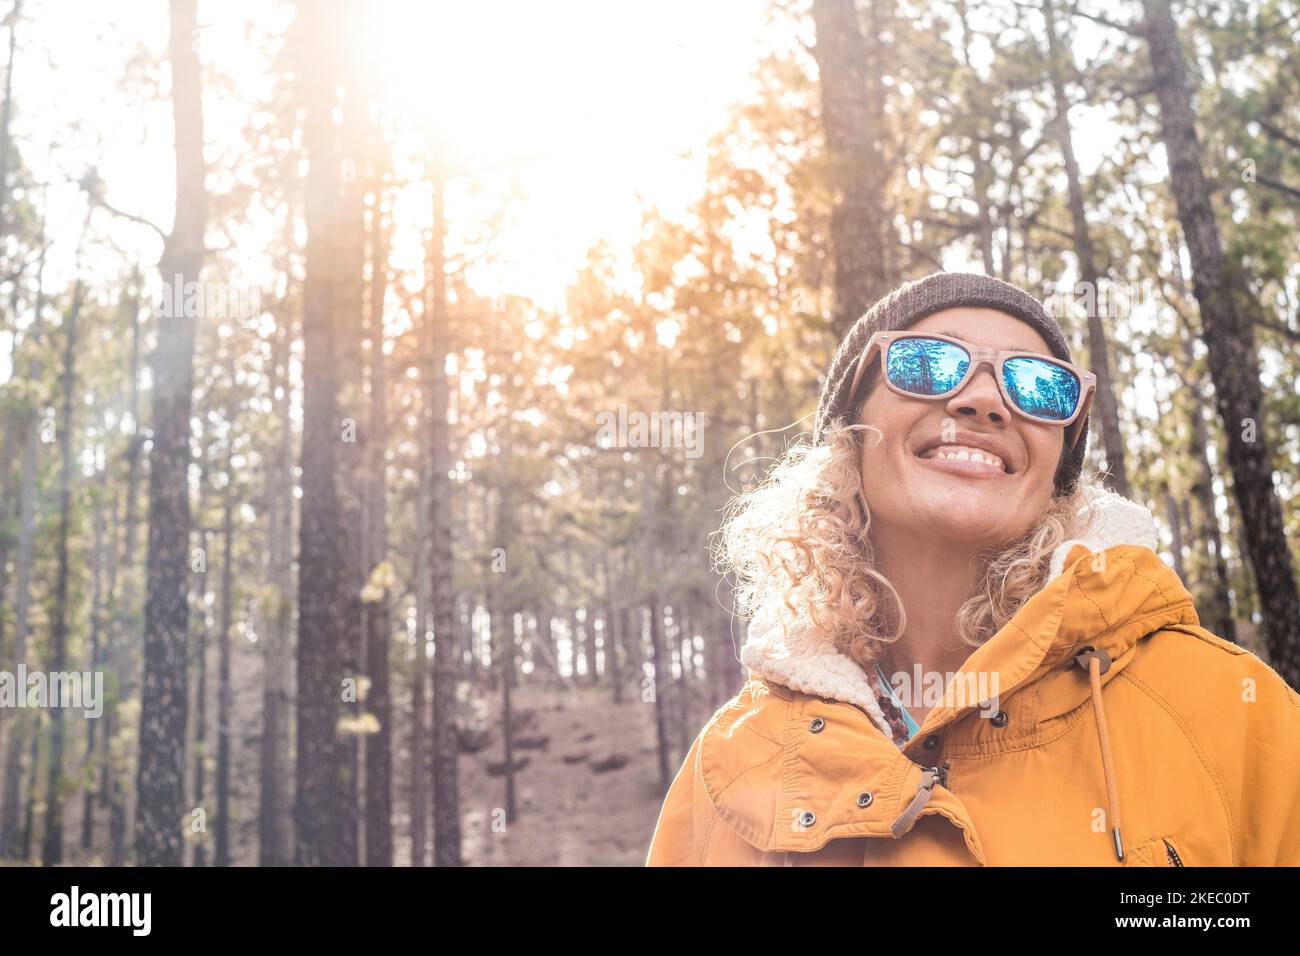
top-left (813, 271), bottom-right (1089, 494)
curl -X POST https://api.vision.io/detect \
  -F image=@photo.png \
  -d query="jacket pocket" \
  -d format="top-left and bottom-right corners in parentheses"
top-left (1123, 835), bottom-right (1186, 867)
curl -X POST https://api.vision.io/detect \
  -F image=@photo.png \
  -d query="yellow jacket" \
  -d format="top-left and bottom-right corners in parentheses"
top-left (646, 491), bottom-right (1300, 866)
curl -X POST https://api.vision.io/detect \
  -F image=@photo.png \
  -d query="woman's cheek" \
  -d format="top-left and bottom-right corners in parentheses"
top-left (1025, 434), bottom-right (1065, 500)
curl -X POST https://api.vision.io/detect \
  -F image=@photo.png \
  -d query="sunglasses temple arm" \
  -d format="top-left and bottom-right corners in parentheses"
top-left (1068, 389), bottom-right (1095, 451)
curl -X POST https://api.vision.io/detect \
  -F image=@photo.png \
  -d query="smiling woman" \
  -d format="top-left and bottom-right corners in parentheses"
top-left (645, 272), bottom-right (1300, 867)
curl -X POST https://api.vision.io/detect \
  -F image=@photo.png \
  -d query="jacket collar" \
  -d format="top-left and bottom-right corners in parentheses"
top-left (738, 485), bottom-right (1171, 741)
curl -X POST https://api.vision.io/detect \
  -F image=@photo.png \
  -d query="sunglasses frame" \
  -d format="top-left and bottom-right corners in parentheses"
top-left (847, 330), bottom-right (1096, 450)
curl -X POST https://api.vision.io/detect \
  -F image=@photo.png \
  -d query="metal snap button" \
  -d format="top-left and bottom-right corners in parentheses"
top-left (799, 810), bottom-right (816, 827)
top-left (857, 792), bottom-right (873, 808)
top-left (809, 717), bottom-right (825, 733)
top-left (991, 711), bottom-right (1009, 728)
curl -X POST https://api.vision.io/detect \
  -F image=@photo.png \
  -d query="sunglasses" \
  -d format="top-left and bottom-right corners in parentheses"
top-left (847, 331), bottom-right (1095, 449)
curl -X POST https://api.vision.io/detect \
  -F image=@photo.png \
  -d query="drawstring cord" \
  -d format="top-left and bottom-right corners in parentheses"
top-left (1076, 646), bottom-right (1124, 862)
top-left (890, 763), bottom-right (950, 839)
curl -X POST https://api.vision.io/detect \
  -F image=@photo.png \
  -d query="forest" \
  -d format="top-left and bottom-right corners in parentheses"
top-left (0, 0), bottom-right (1297, 867)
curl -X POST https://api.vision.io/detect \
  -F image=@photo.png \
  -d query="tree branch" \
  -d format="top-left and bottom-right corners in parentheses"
top-left (1068, 2), bottom-right (1145, 37)
top-left (85, 191), bottom-right (169, 243)
top-left (1253, 315), bottom-right (1300, 344)
top-left (1257, 119), bottom-right (1300, 153)
top-left (1255, 173), bottom-right (1300, 207)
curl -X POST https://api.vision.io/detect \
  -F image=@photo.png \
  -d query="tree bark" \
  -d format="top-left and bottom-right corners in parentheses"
top-left (1142, 0), bottom-right (1300, 683)
top-left (80, 465), bottom-right (110, 850)
top-left (259, 313), bottom-right (293, 865)
top-left (409, 547), bottom-right (428, 866)
top-left (0, 0), bottom-right (22, 245)
top-left (192, 499), bottom-right (209, 868)
top-left (333, 53), bottom-right (370, 870)
top-left (647, 600), bottom-right (671, 790)
top-left (0, 221), bottom-right (46, 858)
top-left (426, 169), bottom-right (462, 866)
top-left (810, 0), bottom-right (889, 339)
top-left (1165, 485), bottom-right (1186, 580)
top-left (363, 190), bottom-right (393, 867)
top-left (215, 434), bottom-right (234, 866)
top-left (106, 268), bottom-right (143, 866)
top-left (42, 275), bottom-right (85, 866)
top-left (136, 0), bottom-right (207, 866)
top-left (294, 0), bottom-right (348, 867)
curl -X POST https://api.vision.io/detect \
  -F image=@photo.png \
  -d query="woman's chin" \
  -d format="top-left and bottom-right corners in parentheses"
top-left (912, 493), bottom-right (1029, 547)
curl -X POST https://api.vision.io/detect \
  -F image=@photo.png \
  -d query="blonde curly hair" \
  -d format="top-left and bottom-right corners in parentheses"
top-left (715, 415), bottom-right (1105, 667)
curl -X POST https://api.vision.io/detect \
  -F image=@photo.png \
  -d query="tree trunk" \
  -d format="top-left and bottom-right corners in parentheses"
top-left (20, 727), bottom-right (39, 859)
top-left (215, 436), bottom-right (234, 867)
top-left (536, 612), bottom-right (559, 685)
top-left (572, 607), bottom-right (587, 682)
top-left (810, 0), bottom-right (889, 339)
top-left (193, 513), bottom-right (209, 868)
top-left (603, 554), bottom-right (623, 704)
top-left (426, 168), bottom-right (462, 866)
top-left (410, 556), bottom-right (428, 867)
top-left (0, 222), bottom-right (46, 858)
top-left (363, 190), bottom-right (393, 867)
top-left (333, 53), bottom-right (369, 870)
top-left (294, 0), bottom-right (348, 867)
top-left (672, 612), bottom-right (689, 756)
top-left (1189, 400), bottom-right (1237, 641)
top-left (1041, 0), bottom-right (1129, 495)
top-left (1164, 486), bottom-right (1186, 580)
top-left (1142, 0), bottom-right (1300, 684)
top-left (0, 0), bottom-right (22, 244)
top-left (43, 275), bottom-right (85, 866)
top-left (136, 0), bottom-right (207, 866)
top-left (647, 600), bottom-right (671, 790)
top-left (106, 268), bottom-right (143, 866)
top-left (80, 474), bottom-right (109, 850)
top-left (259, 313), bottom-right (293, 865)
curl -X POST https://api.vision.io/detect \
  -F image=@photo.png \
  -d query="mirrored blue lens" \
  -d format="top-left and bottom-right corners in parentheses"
top-left (886, 338), bottom-right (970, 395)
top-left (1002, 357), bottom-right (1080, 421)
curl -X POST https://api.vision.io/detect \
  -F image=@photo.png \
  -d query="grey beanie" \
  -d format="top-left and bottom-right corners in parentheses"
top-left (813, 271), bottom-right (1089, 494)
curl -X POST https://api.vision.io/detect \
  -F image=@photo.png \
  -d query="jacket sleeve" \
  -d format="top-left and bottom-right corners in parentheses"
top-left (645, 731), bottom-right (705, 866)
top-left (1149, 623), bottom-right (1300, 865)
top-left (1235, 655), bottom-right (1300, 866)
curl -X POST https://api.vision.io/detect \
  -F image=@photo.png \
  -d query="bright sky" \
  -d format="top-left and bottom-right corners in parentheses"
top-left (9, 0), bottom-right (774, 317)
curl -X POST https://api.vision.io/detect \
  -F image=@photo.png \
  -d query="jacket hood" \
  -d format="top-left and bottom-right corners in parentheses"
top-left (739, 485), bottom-right (1166, 742)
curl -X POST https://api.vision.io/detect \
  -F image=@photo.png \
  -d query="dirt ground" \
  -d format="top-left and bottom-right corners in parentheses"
top-left (35, 664), bottom-right (694, 868)
top-left (394, 682), bottom-right (677, 867)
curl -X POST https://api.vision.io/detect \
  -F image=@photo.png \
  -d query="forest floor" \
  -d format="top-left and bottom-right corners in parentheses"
top-left (36, 666), bottom-right (695, 868)
top-left (393, 682), bottom-right (677, 867)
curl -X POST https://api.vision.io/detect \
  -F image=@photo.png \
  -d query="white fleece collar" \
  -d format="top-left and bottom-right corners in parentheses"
top-left (738, 485), bottom-right (1160, 738)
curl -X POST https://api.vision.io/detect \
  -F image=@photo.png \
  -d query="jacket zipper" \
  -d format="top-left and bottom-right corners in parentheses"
top-left (1163, 838), bottom-right (1184, 867)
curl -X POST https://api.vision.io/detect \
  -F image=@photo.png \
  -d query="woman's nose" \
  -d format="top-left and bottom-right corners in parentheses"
top-left (946, 366), bottom-right (1010, 425)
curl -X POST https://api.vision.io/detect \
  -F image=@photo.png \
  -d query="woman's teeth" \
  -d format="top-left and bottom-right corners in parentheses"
top-left (927, 445), bottom-right (1004, 470)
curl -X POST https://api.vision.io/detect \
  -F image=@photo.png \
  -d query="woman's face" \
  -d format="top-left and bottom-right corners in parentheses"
top-left (858, 308), bottom-right (1065, 549)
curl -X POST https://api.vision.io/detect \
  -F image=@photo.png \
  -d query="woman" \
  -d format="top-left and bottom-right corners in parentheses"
top-left (646, 272), bottom-right (1300, 867)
